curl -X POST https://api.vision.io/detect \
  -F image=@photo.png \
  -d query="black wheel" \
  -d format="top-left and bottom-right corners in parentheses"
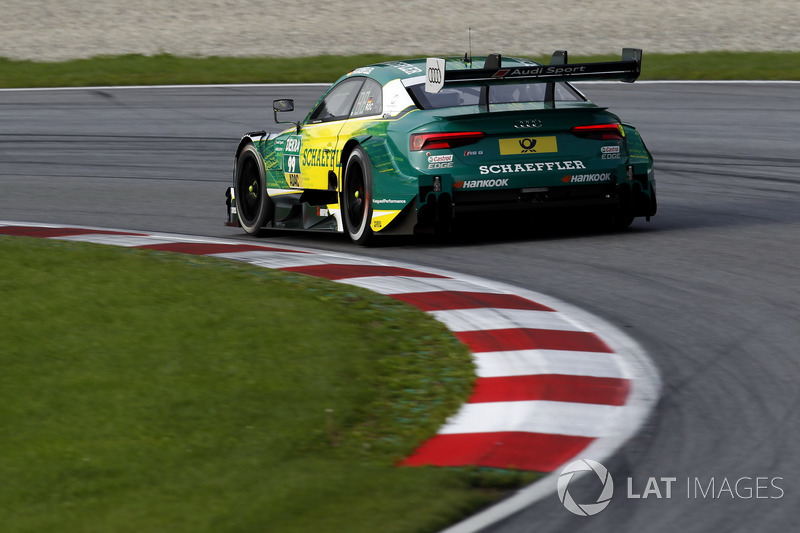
top-left (609, 211), bottom-right (635, 231)
top-left (234, 144), bottom-right (273, 235)
top-left (342, 146), bottom-right (374, 245)
top-left (605, 185), bottom-right (634, 231)
top-left (591, 208), bottom-right (633, 232)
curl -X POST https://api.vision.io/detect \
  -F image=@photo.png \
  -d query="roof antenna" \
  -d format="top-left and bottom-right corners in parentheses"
top-left (463, 28), bottom-right (473, 66)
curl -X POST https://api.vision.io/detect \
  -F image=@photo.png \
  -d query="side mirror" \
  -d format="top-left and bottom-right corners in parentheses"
top-left (273, 99), bottom-right (294, 112)
top-left (273, 99), bottom-right (300, 133)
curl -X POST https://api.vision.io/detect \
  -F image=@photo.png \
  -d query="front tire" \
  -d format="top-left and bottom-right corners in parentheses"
top-left (342, 146), bottom-right (374, 245)
top-left (234, 144), bottom-right (273, 235)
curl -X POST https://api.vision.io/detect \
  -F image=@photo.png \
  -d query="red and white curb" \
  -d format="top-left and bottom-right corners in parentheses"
top-left (1, 222), bottom-right (661, 530)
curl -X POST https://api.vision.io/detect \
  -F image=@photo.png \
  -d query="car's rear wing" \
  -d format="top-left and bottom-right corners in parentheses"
top-left (424, 48), bottom-right (642, 94)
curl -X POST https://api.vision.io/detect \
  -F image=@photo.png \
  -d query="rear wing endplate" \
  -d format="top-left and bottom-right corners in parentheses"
top-left (425, 48), bottom-right (642, 93)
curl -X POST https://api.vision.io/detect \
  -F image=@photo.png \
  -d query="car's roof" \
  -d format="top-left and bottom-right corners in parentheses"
top-left (341, 56), bottom-right (543, 86)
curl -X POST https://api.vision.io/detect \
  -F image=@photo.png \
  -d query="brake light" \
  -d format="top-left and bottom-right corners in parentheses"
top-left (571, 124), bottom-right (625, 140)
top-left (409, 131), bottom-right (485, 151)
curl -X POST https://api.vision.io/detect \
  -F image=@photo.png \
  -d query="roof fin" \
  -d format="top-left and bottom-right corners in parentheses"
top-left (550, 50), bottom-right (568, 65)
top-left (484, 53), bottom-right (502, 69)
top-left (545, 50), bottom-right (568, 109)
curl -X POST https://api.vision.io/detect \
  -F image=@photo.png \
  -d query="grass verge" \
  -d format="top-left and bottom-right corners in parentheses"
top-left (0, 236), bottom-right (537, 533)
top-left (0, 51), bottom-right (799, 88)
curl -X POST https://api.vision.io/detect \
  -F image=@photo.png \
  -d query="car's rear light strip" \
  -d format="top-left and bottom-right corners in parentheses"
top-left (410, 131), bottom-right (485, 151)
top-left (571, 124), bottom-right (625, 140)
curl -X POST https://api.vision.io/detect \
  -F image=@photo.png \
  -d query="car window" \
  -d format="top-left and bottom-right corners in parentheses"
top-left (308, 78), bottom-right (365, 123)
top-left (350, 79), bottom-right (383, 118)
top-left (408, 81), bottom-right (585, 110)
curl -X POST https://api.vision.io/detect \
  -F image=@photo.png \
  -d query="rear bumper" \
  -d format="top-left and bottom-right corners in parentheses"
top-left (415, 173), bottom-right (656, 231)
top-left (452, 182), bottom-right (619, 212)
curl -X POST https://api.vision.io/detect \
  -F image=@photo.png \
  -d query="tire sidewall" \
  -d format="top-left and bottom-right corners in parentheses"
top-left (235, 144), bottom-right (272, 234)
top-left (343, 146), bottom-right (374, 245)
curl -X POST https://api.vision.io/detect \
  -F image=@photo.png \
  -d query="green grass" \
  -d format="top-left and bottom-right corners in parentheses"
top-left (0, 51), bottom-right (798, 88)
top-left (0, 236), bottom-right (537, 533)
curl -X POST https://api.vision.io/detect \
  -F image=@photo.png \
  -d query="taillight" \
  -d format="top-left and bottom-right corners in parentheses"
top-left (571, 124), bottom-right (625, 140)
top-left (409, 131), bottom-right (485, 151)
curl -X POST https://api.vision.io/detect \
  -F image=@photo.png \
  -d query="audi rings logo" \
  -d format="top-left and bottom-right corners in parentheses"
top-left (557, 459), bottom-right (614, 516)
top-left (427, 66), bottom-right (442, 84)
top-left (514, 119), bottom-right (542, 129)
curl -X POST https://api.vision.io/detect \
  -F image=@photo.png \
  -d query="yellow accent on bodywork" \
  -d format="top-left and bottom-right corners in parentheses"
top-left (299, 122), bottom-right (345, 190)
top-left (498, 136), bottom-right (558, 155)
top-left (371, 209), bottom-right (402, 232)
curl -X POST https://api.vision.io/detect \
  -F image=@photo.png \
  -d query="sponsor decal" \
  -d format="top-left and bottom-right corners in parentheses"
top-left (505, 67), bottom-right (541, 77)
top-left (283, 136), bottom-right (302, 174)
top-left (545, 65), bottom-right (587, 75)
top-left (454, 179), bottom-right (509, 189)
top-left (302, 147), bottom-right (341, 168)
top-left (287, 172), bottom-right (302, 188)
top-left (428, 153), bottom-right (453, 169)
top-left (316, 207), bottom-right (329, 216)
top-left (519, 138), bottom-right (537, 153)
top-left (385, 61), bottom-right (422, 75)
top-left (496, 65), bottom-right (589, 79)
top-left (499, 136), bottom-right (557, 155)
top-left (601, 145), bottom-right (622, 160)
top-left (562, 172), bottom-right (612, 183)
top-left (285, 136), bottom-right (301, 154)
top-left (464, 149), bottom-right (484, 156)
top-left (479, 160), bottom-right (586, 175)
top-left (349, 67), bottom-right (375, 76)
top-left (373, 199), bottom-right (406, 205)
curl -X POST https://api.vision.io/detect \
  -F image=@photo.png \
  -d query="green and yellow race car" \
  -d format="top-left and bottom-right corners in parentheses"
top-left (225, 48), bottom-right (656, 244)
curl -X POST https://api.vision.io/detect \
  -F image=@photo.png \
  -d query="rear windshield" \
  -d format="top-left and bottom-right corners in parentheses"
top-left (408, 82), bottom-right (585, 110)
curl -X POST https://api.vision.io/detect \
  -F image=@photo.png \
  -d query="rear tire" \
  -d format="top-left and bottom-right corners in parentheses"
top-left (583, 207), bottom-right (633, 233)
top-left (234, 144), bottom-right (273, 235)
top-left (612, 210), bottom-right (634, 230)
top-left (342, 146), bottom-right (374, 245)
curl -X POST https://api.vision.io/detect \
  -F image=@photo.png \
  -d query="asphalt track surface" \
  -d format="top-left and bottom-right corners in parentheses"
top-left (2, 82), bottom-right (800, 531)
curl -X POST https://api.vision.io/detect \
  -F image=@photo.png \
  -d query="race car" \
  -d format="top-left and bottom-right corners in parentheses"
top-left (225, 48), bottom-right (656, 245)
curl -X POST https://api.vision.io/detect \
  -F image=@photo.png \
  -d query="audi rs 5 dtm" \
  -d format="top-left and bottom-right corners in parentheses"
top-left (225, 48), bottom-right (656, 244)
